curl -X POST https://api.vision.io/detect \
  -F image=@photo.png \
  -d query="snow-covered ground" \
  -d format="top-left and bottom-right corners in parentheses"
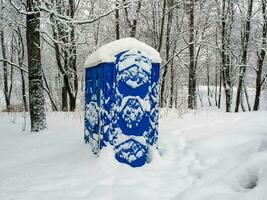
top-left (0, 111), bottom-right (267, 200)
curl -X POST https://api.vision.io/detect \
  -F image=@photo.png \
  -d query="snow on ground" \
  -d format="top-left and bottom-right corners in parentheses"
top-left (0, 111), bottom-right (267, 200)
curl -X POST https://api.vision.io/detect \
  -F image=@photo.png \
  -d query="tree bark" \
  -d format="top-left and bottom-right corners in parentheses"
top-left (160, 0), bottom-right (174, 108)
top-left (254, 0), bottom-right (267, 111)
top-left (215, 63), bottom-right (218, 107)
top-left (207, 55), bottom-right (212, 106)
top-left (218, 70), bottom-right (222, 109)
top-left (169, 51), bottom-right (175, 108)
top-left (0, 29), bottom-right (11, 111)
top-left (235, 0), bottom-right (253, 112)
top-left (20, 69), bottom-right (28, 112)
top-left (244, 83), bottom-right (251, 111)
top-left (157, 0), bottom-right (167, 52)
top-left (123, 0), bottom-right (141, 37)
top-left (187, 0), bottom-right (197, 110)
top-left (221, 0), bottom-right (233, 112)
top-left (50, 0), bottom-right (78, 111)
top-left (115, 1), bottom-right (120, 39)
top-left (62, 85), bottom-right (68, 111)
top-left (68, 0), bottom-right (78, 111)
top-left (16, 27), bottom-right (28, 112)
top-left (26, 0), bottom-right (47, 131)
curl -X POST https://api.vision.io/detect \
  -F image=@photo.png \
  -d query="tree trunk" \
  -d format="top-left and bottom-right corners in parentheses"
top-left (253, 57), bottom-right (265, 111)
top-left (207, 59), bottom-right (212, 106)
top-left (235, 0), bottom-right (253, 112)
top-left (151, 2), bottom-right (158, 48)
top-left (123, 0), bottom-right (141, 38)
top-left (168, 0), bottom-right (175, 108)
top-left (50, 0), bottom-right (78, 112)
top-left (244, 83), bottom-right (251, 111)
top-left (42, 69), bottom-right (58, 111)
top-left (160, 0), bottom-right (174, 108)
top-left (16, 27), bottom-right (28, 112)
top-left (20, 69), bottom-right (28, 112)
top-left (26, 0), bottom-right (47, 131)
top-left (218, 70), bottom-right (222, 108)
top-left (115, 1), bottom-right (120, 40)
top-left (169, 56), bottom-right (175, 108)
top-left (221, 0), bottom-right (233, 112)
top-left (157, 0), bottom-right (167, 52)
top-left (130, 0), bottom-right (141, 37)
top-left (254, 50), bottom-right (265, 111)
top-left (215, 64), bottom-right (218, 107)
top-left (69, 94), bottom-right (76, 111)
top-left (68, 0), bottom-right (78, 111)
top-left (0, 29), bottom-right (11, 111)
top-left (62, 85), bottom-right (68, 111)
top-left (187, 0), bottom-right (197, 109)
top-left (254, 0), bottom-right (267, 111)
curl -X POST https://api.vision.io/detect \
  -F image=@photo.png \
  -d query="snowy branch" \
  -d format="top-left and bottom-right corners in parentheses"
top-left (0, 59), bottom-right (28, 73)
top-left (161, 45), bottom-right (189, 70)
top-left (9, 0), bottom-right (133, 25)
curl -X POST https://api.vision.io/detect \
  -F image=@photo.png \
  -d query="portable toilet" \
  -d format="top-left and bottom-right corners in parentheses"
top-left (84, 38), bottom-right (161, 167)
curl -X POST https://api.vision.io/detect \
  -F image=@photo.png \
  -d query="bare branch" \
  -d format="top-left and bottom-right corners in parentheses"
top-left (0, 58), bottom-right (28, 73)
top-left (161, 44), bottom-right (189, 69)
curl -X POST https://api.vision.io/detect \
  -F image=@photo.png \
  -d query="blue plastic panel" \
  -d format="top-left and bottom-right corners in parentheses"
top-left (111, 50), bottom-right (159, 167)
top-left (84, 66), bottom-right (102, 155)
top-left (84, 50), bottom-right (160, 167)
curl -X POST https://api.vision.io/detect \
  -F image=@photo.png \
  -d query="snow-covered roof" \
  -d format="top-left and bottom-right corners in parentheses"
top-left (84, 37), bottom-right (162, 68)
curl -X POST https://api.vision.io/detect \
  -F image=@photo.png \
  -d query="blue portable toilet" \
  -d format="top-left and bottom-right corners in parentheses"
top-left (84, 38), bottom-right (161, 167)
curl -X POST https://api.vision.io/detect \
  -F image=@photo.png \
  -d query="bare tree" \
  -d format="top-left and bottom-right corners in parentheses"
top-left (2, 0), bottom-right (266, 117)
top-left (115, 0), bottom-right (120, 39)
top-left (187, 0), bottom-right (197, 109)
top-left (221, 0), bottom-right (234, 112)
top-left (0, 26), bottom-right (12, 111)
top-left (15, 28), bottom-right (28, 112)
top-left (235, 0), bottom-right (253, 112)
top-left (123, 0), bottom-right (142, 37)
top-left (160, 0), bottom-right (174, 107)
top-left (50, 0), bottom-right (78, 111)
top-left (253, 0), bottom-right (267, 111)
top-left (26, 0), bottom-right (47, 131)
top-left (0, 0), bottom-right (13, 111)
top-left (157, 0), bottom-right (167, 53)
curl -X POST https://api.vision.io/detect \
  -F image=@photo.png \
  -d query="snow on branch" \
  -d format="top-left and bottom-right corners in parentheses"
top-left (0, 58), bottom-right (28, 73)
top-left (161, 45), bottom-right (189, 70)
top-left (9, 0), bottom-right (133, 25)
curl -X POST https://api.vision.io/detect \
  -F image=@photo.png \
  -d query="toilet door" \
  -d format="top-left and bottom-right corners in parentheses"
top-left (112, 50), bottom-right (152, 167)
top-left (116, 51), bottom-right (151, 136)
